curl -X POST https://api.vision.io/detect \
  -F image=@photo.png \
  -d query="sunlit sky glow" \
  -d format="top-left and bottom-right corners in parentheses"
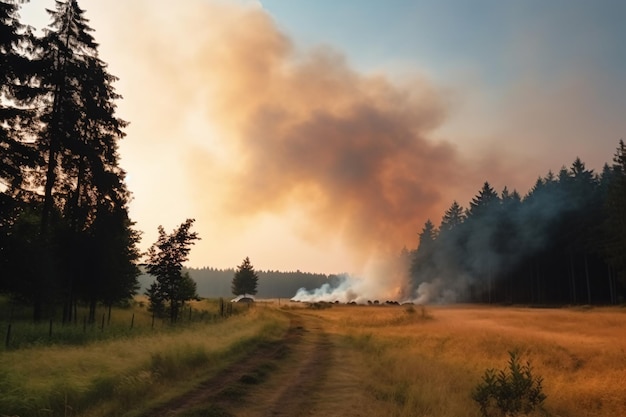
top-left (20, 0), bottom-right (626, 274)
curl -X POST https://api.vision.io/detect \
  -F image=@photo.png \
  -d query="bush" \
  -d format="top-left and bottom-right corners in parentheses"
top-left (472, 351), bottom-right (546, 417)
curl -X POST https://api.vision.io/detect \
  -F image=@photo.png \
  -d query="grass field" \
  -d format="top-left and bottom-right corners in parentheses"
top-left (302, 303), bottom-right (626, 417)
top-left (0, 302), bottom-right (624, 416)
top-left (0, 300), bottom-right (289, 417)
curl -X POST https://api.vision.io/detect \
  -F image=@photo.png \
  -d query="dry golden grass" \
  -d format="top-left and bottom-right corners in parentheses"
top-left (304, 304), bottom-right (626, 417)
top-left (3, 301), bottom-right (624, 417)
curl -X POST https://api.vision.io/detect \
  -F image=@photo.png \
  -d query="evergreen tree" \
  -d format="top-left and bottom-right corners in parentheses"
top-left (232, 257), bottom-right (259, 297)
top-left (468, 181), bottom-right (499, 218)
top-left (0, 0), bottom-right (38, 192)
top-left (178, 272), bottom-right (198, 309)
top-left (81, 204), bottom-right (141, 321)
top-left (0, 0), bottom-right (40, 293)
top-left (145, 219), bottom-right (200, 322)
top-left (439, 200), bottom-right (465, 234)
top-left (604, 140), bottom-right (626, 289)
top-left (409, 220), bottom-right (438, 293)
top-left (30, 0), bottom-right (136, 320)
top-left (466, 182), bottom-right (500, 302)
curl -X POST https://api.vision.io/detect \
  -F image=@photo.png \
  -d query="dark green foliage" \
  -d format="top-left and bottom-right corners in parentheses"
top-left (472, 351), bottom-right (546, 417)
top-left (408, 145), bottom-right (626, 305)
top-left (409, 219), bottom-right (438, 293)
top-left (602, 140), bottom-right (626, 289)
top-left (231, 257), bottom-right (259, 296)
top-left (145, 219), bottom-right (200, 322)
top-left (0, 0), bottom-right (140, 321)
top-left (0, 0), bottom-right (39, 191)
top-left (138, 267), bottom-right (333, 298)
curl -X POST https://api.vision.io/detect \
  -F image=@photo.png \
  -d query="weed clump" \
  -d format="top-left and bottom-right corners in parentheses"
top-left (472, 351), bottom-right (546, 417)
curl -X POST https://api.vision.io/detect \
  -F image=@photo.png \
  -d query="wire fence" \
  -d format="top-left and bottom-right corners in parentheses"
top-left (1, 298), bottom-right (245, 350)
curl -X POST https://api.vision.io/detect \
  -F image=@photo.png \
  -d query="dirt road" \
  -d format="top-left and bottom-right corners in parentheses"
top-left (144, 309), bottom-right (385, 417)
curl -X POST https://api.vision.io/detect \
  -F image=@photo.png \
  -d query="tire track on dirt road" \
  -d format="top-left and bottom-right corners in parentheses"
top-left (143, 311), bottom-right (331, 417)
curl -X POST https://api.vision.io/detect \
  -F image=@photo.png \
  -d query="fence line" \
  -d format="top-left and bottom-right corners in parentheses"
top-left (2, 302), bottom-right (244, 350)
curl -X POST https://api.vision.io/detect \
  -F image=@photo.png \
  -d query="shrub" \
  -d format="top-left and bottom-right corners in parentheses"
top-left (472, 351), bottom-right (546, 417)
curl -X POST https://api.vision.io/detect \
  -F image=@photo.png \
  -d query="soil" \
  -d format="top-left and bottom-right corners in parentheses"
top-left (142, 310), bottom-right (370, 417)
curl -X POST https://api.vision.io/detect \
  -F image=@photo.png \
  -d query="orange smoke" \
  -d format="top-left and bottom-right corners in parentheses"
top-left (85, 0), bottom-right (477, 270)
top-left (181, 2), bottom-right (464, 262)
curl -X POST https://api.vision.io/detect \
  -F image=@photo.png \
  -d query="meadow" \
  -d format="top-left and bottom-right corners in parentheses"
top-left (0, 300), bottom-right (289, 417)
top-left (303, 304), bottom-right (626, 417)
top-left (1, 301), bottom-right (624, 417)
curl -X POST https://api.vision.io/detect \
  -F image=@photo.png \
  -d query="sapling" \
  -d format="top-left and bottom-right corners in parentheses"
top-left (472, 351), bottom-right (546, 417)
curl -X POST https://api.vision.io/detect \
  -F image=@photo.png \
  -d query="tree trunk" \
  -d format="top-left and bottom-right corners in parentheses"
top-left (88, 298), bottom-right (97, 324)
top-left (569, 253), bottom-right (577, 304)
top-left (32, 291), bottom-right (43, 323)
top-left (585, 254), bottom-right (591, 304)
top-left (607, 264), bottom-right (615, 304)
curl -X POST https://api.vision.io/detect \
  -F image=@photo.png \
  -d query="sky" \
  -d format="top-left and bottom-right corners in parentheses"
top-left (19, 0), bottom-right (626, 276)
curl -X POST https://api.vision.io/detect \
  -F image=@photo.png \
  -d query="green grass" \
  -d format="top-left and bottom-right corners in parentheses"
top-left (0, 298), bottom-right (246, 350)
top-left (0, 300), bottom-right (289, 417)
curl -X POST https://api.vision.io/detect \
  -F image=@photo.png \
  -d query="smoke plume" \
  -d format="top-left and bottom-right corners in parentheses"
top-left (87, 0), bottom-right (501, 301)
top-left (187, 3), bottom-right (467, 261)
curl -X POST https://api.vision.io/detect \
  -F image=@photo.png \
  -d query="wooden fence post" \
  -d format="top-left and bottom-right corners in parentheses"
top-left (5, 324), bottom-right (11, 348)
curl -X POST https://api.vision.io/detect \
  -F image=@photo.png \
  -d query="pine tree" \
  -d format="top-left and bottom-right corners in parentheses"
top-left (31, 0), bottom-right (136, 320)
top-left (468, 181), bottom-right (500, 218)
top-left (0, 0), bottom-right (38, 193)
top-left (0, 1), bottom-right (48, 317)
top-left (232, 257), bottom-right (259, 297)
top-left (409, 220), bottom-right (438, 291)
top-left (440, 200), bottom-right (465, 234)
top-left (604, 140), bottom-right (626, 288)
top-left (466, 182), bottom-right (501, 303)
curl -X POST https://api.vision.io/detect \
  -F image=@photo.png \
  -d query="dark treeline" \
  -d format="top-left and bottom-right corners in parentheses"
top-left (408, 144), bottom-right (626, 305)
top-left (138, 267), bottom-right (334, 299)
top-left (0, 1), bottom-right (140, 321)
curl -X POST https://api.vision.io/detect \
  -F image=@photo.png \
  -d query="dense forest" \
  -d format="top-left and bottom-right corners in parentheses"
top-left (407, 148), bottom-right (626, 305)
top-left (0, 1), bottom-right (140, 321)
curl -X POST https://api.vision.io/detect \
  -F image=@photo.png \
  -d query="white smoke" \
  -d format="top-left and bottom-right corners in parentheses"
top-left (412, 278), bottom-right (459, 305)
top-left (291, 255), bottom-right (409, 303)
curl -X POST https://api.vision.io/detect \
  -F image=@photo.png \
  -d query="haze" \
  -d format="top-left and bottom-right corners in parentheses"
top-left (20, 0), bottom-right (626, 274)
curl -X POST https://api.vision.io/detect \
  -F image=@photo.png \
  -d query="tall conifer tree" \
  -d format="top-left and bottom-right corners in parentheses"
top-left (28, 0), bottom-right (138, 320)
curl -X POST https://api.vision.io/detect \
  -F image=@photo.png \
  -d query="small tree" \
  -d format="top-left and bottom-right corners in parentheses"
top-left (145, 219), bottom-right (200, 322)
top-left (472, 351), bottom-right (546, 417)
top-left (145, 281), bottom-right (165, 317)
top-left (178, 272), bottom-right (199, 309)
top-left (231, 257), bottom-right (258, 297)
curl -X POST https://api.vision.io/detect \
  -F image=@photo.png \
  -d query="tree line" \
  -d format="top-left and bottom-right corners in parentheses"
top-left (0, 0), bottom-right (140, 321)
top-left (138, 265), bottom-right (335, 299)
top-left (2, 1), bottom-right (624, 319)
top-left (408, 144), bottom-right (626, 305)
